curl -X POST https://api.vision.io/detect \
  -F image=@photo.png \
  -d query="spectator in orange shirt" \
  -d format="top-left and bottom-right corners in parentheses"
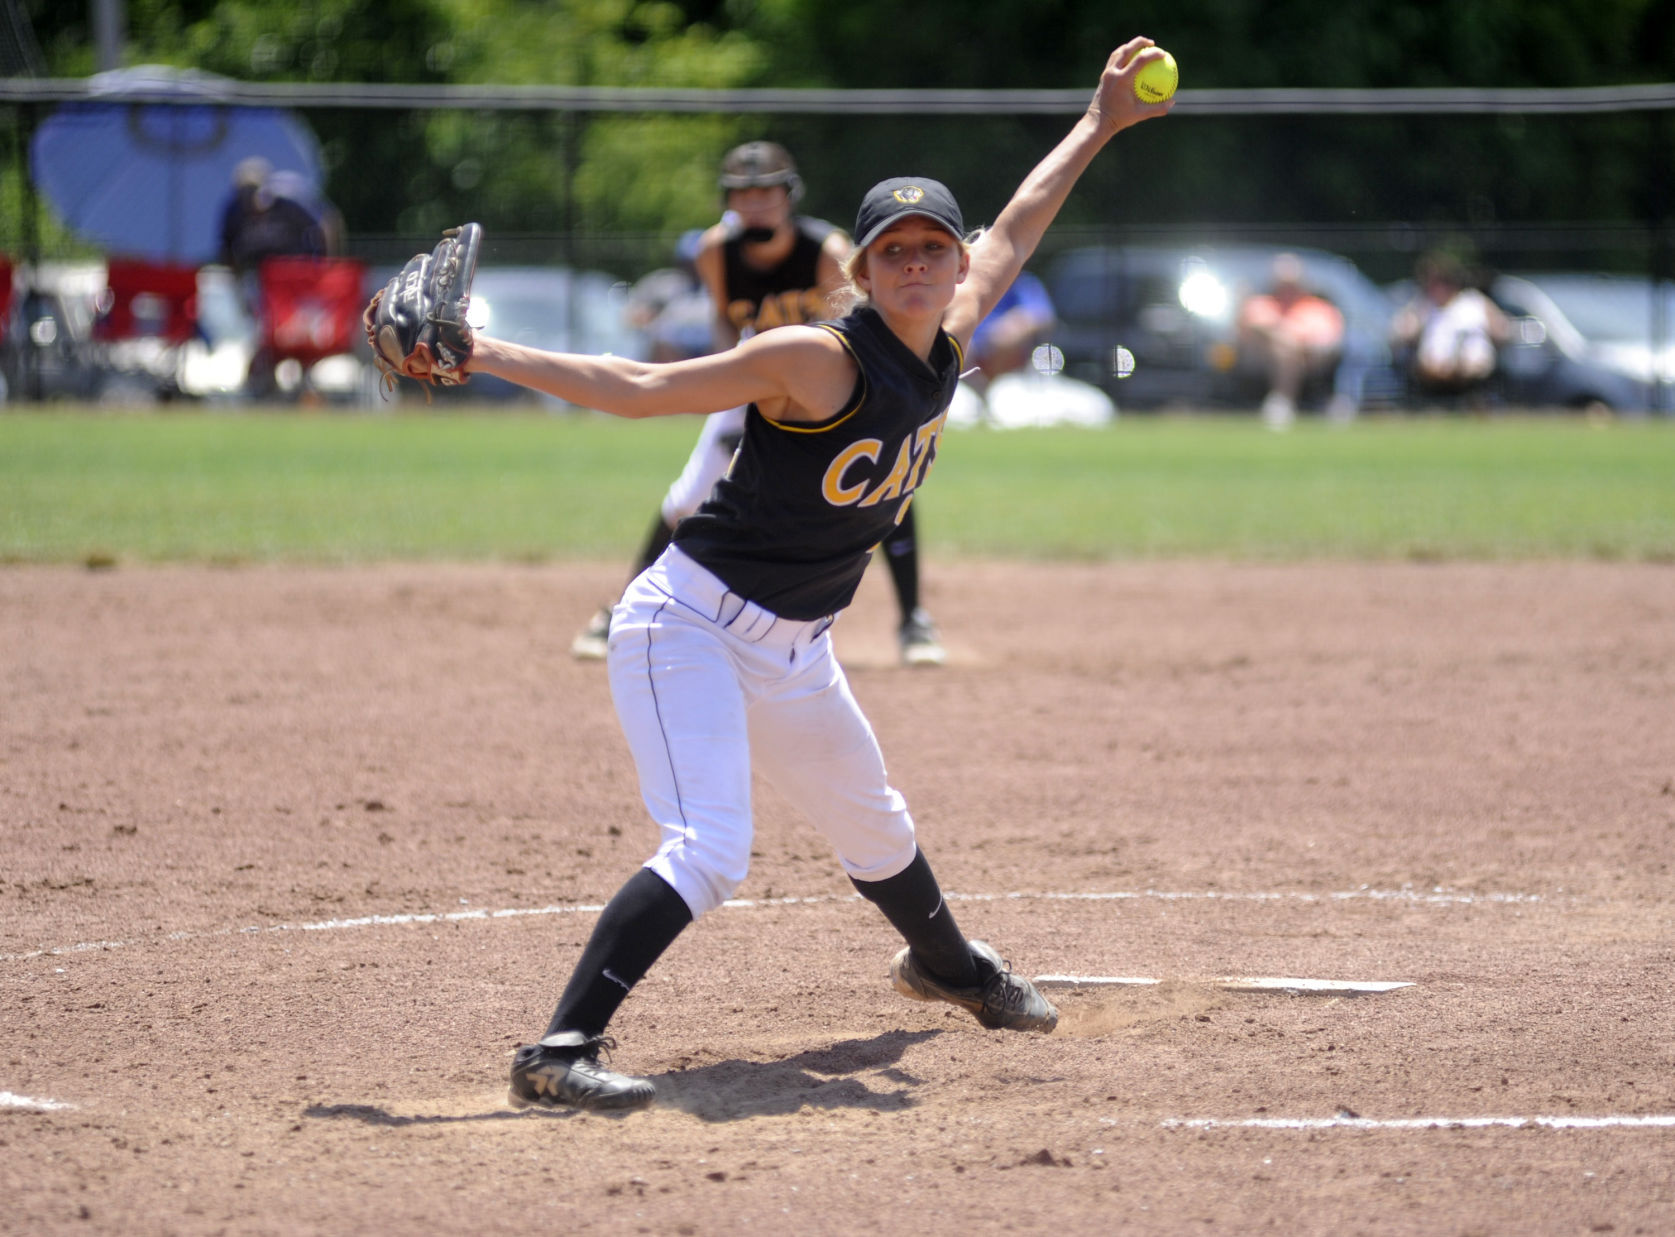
top-left (1237, 252), bottom-right (1345, 430)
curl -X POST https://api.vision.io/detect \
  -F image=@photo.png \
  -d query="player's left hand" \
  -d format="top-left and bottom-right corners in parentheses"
top-left (364, 222), bottom-right (483, 390)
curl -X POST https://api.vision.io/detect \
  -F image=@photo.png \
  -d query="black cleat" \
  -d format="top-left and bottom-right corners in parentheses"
top-left (508, 1031), bottom-right (655, 1111)
top-left (570, 606), bottom-right (612, 661)
top-left (890, 940), bottom-right (1058, 1033)
top-left (899, 607), bottom-right (947, 667)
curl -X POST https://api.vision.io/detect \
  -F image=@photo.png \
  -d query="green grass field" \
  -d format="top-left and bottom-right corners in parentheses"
top-left (2, 409), bottom-right (1672, 563)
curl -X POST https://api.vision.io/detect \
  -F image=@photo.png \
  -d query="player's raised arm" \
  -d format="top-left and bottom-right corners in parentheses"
top-left (945, 38), bottom-right (1175, 349)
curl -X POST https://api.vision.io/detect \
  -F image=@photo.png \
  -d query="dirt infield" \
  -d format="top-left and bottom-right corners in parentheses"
top-left (4, 559), bottom-right (1674, 1235)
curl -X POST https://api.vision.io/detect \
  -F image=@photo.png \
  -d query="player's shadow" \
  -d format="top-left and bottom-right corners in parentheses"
top-left (301, 1029), bottom-right (941, 1128)
top-left (652, 1028), bottom-right (941, 1123)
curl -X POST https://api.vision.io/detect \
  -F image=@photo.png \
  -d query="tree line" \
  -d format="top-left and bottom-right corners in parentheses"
top-left (15, 0), bottom-right (1675, 275)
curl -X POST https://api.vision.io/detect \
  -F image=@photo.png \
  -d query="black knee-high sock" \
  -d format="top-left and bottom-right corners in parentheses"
top-left (545, 867), bottom-right (693, 1039)
top-left (882, 505), bottom-right (920, 624)
top-left (631, 513), bottom-right (676, 577)
top-left (851, 848), bottom-right (979, 987)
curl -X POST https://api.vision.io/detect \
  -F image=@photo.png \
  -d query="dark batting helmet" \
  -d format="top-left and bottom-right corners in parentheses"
top-left (718, 141), bottom-right (803, 202)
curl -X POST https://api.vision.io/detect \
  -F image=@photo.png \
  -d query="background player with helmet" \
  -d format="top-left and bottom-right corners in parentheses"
top-left (571, 141), bottom-right (948, 667)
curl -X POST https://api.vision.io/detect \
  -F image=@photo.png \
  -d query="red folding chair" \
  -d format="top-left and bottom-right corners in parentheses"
top-left (258, 257), bottom-right (369, 368)
top-left (92, 258), bottom-right (200, 345)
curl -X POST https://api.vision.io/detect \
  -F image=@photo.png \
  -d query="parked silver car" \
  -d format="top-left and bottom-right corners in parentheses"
top-left (1043, 243), bottom-right (1404, 413)
top-left (1490, 272), bottom-right (1675, 415)
top-left (419, 265), bottom-right (644, 406)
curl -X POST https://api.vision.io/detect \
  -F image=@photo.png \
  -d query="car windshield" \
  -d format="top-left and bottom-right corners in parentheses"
top-left (474, 291), bottom-right (570, 337)
top-left (1525, 276), bottom-right (1675, 345)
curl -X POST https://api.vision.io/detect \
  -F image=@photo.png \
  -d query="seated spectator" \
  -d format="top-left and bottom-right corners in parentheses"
top-left (218, 158), bottom-right (336, 279)
top-left (1236, 252), bottom-right (1345, 430)
top-left (622, 229), bottom-right (713, 363)
top-left (215, 157), bottom-right (343, 397)
top-left (952, 269), bottom-right (1114, 429)
top-left (1391, 252), bottom-right (1510, 405)
top-left (966, 269), bottom-right (1057, 395)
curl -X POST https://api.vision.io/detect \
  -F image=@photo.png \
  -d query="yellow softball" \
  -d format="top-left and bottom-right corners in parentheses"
top-left (1134, 50), bottom-right (1178, 103)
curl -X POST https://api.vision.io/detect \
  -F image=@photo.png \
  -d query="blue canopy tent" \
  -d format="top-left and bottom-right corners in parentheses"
top-left (29, 65), bottom-right (324, 265)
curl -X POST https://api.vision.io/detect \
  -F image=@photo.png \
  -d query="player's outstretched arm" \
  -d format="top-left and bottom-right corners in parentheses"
top-left (946, 38), bottom-right (1174, 348)
top-left (467, 326), bottom-right (855, 423)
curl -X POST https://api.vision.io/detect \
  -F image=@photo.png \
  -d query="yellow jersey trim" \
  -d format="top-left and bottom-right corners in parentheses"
top-left (758, 323), bottom-right (960, 434)
top-left (758, 323), bottom-right (869, 434)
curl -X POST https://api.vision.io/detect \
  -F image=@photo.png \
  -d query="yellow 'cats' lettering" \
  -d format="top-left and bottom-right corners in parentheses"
top-left (821, 415), bottom-right (946, 512)
top-left (822, 440), bottom-right (882, 505)
top-left (859, 438), bottom-right (915, 507)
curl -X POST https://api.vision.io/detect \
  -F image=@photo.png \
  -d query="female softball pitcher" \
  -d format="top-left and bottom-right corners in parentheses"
top-left (470, 39), bottom-right (1173, 1111)
top-left (570, 141), bottom-right (949, 668)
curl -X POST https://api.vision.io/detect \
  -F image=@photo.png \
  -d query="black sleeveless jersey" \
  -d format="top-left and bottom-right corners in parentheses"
top-left (721, 216), bottom-right (838, 336)
top-left (673, 306), bottom-right (963, 620)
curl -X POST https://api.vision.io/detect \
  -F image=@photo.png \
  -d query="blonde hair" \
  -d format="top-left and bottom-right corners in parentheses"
top-left (836, 225), bottom-right (983, 313)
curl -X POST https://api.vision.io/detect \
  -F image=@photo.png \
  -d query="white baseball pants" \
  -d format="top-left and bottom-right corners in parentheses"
top-left (606, 546), bottom-right (919, 919)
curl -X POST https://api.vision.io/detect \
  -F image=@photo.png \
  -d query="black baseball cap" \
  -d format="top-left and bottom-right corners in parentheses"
top-left (853, 177), bottom-right (964, 249)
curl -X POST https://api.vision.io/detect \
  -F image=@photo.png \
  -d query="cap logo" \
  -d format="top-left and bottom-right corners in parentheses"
top-left (892, 186), bottom-right (925, 205)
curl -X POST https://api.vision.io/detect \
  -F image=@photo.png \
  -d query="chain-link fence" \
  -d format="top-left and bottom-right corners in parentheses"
top-left (2, 80), bottom-right (1672, 410)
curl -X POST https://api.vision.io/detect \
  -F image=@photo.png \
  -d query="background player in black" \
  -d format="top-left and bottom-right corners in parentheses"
top-left (571, 142), bottom-right (947, 667)
top-left (461, 40), bottom-right (1173, 1111)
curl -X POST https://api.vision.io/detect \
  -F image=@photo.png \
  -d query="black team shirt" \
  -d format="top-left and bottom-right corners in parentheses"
top-left (674, 305), bottom-right (962, 620)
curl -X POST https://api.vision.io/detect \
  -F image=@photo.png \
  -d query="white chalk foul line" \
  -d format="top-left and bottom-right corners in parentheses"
top-left (0, 902), bottom-right (608, 964)
top-left (1, 1091), bottom-right (74, 1111)
top-left (1161, 1115), bottom-right (1675, 1132)
top-left (1036, 976), bottom-right (1414, 995)
top-left (2, 884), bottom-right (1543, 965)
top-left (968, 888), bottom-right (1543, 906)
